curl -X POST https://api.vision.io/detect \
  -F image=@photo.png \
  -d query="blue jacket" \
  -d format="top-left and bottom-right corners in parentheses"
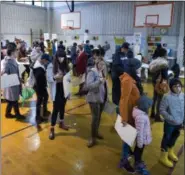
top-left (160, 92), bottom-right (184, 125)
top-left (84, 44), bottom-right (91, 56)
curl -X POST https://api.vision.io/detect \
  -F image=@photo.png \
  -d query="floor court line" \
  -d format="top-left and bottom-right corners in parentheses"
top-left (1, 102), bottom-right (87, 140)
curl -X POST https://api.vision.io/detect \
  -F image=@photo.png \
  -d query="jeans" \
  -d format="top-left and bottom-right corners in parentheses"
top-left (35, 88), bottom-right (49, 121)
top-left (89, 103), bottom-right (105, 138)
top-left (161, 122), bottom-right (181, 152)
top-left (51, 99), bottom-right (66, 126)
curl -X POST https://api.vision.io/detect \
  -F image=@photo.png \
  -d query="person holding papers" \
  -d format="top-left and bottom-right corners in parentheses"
top-left (49, 49), bottom-right (70, 140)
top-left (3, 43), bottom-right (25, 120)
top-left (118, 58), bottom-right (143, 173)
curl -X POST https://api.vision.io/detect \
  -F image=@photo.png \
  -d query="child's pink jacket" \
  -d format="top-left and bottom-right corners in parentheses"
top-left (133, 107), bottom-right (152, 148)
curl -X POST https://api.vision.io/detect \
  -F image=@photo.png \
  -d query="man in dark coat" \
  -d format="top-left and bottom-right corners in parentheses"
top-left (111, 42), bottom-right (134, 106)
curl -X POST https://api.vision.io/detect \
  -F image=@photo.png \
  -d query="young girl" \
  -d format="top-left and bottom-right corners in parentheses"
top-left (132, 95), bottom-right (153, 175)
top-left (49, 49), bottom-right (70, 140)
top-left (3, 43), bottom-right (25, 120)
top-left (159, 78), bottom-right (184, 168)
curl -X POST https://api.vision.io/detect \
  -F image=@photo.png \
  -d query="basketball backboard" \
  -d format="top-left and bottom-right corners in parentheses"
top-left (134, 2), bottom-right (174, 28)
top-left (61, 12), bottom-right (81, 29)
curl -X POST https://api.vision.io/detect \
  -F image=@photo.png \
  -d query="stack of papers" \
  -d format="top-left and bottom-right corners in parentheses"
top-left (115, 115), bottom-right (137, 147)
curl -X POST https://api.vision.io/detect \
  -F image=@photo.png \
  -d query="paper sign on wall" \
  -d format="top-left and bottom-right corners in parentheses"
top-left (44, 33), bottom-right (50, 40)
top-left (134, 33), bottom-right (142, 45)
top-left (52, 34), bottom-right (57, 40)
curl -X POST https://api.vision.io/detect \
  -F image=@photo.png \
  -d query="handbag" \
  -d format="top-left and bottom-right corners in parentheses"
top-left (155, 75), bottom-right (169, 95)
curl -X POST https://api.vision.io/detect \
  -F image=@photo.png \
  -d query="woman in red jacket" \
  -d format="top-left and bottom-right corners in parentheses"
top-left (76, 45), bottom-right (88, 96)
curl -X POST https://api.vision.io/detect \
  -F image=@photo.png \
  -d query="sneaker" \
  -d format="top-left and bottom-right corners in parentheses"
top-left (119, 159), bottom-right (135, 174)
top-left (135, 162), bottom-right (150, 175)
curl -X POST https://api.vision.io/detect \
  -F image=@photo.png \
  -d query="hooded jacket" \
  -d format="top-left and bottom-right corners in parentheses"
top-left (119, 73), bottom-right (140, 125)
top-left (133, 107), bottom-right (152, 148)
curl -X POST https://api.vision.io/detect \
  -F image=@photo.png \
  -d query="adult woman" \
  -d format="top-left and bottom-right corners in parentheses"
top-left (150, 48), bottom-right (168, 122)
top-left (86, 50), bottom-right (107, 148)
top-left (49, 49), bottom-right (70, 140)
top-left (119, 58), bottom-right (143, 173)
top-left (3, 43), bottom-right (25, 120)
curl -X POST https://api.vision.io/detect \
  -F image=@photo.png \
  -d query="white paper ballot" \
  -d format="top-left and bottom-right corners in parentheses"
top-left (1, 74), bottom-right (20, 89)
top-left (115, 115), bottom-right (137, 147)
top-left (63, 72), bottom-right (71, 98)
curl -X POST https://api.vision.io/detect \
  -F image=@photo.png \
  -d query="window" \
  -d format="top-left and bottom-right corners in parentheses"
top-left (34, 0), bottom-right (42, 7)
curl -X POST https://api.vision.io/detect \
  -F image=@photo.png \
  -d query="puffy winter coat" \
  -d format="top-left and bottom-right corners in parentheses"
top-left (133, 107), bottom-right (152, 148)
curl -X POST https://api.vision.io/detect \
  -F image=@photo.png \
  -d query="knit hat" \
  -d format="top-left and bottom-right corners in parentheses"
top-left (121, 42), bottom-right (130, 49)
top-left (169, 78), bottom-right (182, 91)
top-left (137, 95), bottom-right (153, 113)
top-left (41, 53), bottom-right (50, 61)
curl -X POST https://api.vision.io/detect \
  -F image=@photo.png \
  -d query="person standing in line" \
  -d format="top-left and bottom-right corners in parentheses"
top-left (132, 95), bottom-right (153, 175)
top-left (150, 48), bottom-right (169, 122)
top-left (33, 54), bottom-right (51, 129)
top-left (85, 57), bottom-right (106, 148)
top-left (70, 42), bottom-right (78, 76)
top-left (111, 42), bottom-right (134, 113)
top-left (3, 43), bottom-right (25, 120)
top-left (118, 58), bottom-right (143, 174)
top-left (49, 49), bottom-right (70, 140)
top-left (76, 45), bottom-right (88, 96)
top-left (159, 78), bottom-right (184, 168)
top-left (84, 40), bottom-right (91, 58)
top-left (30, 42), bottom-right (43, 64)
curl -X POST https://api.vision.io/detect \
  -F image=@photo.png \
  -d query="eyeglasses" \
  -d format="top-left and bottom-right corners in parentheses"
top-left (173, 85), bottom-right (181, 88)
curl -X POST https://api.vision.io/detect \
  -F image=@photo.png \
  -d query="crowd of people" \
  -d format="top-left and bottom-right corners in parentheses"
top-left (1, 38), bottom-right (184, 175)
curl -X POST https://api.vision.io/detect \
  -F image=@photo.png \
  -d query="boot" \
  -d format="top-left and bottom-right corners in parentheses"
top-left (159, 151), bottom-right (174, 168)
top-left (49, 128), bottom-right (55, 140)
top-left (135, 161), bottom-right (150, 175)
top-left (87, 138), bottom-right (96, 148)
top-left (59, 121), bottom-right (69, 131)
top-left (168, 147), bottom-right (178, 162)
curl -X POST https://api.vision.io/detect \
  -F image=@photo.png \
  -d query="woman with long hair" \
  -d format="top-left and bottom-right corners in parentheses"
top-left (49, 49), bottom-right (70, 140)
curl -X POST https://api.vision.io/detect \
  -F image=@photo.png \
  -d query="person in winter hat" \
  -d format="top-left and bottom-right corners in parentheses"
top-left (159, 78), bottom-right (184, 168)
top-left (33, 53), bottom-right (51, 129)
top-left (132, 95), bottom-right (153, 175)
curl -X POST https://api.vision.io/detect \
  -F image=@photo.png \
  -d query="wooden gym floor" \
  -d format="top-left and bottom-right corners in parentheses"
top-left (1, 77), bottom-right (184, 175)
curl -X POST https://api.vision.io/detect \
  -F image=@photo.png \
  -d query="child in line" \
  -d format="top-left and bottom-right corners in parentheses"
top-left (159, 78), bottom-right (184, 168)
top-left (132, 95), bottom-right (153, 175)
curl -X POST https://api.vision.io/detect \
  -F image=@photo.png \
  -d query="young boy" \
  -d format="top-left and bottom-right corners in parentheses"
top-left (33, 54), bottom-right (51, 128)
top-left (159, 78), bottom-right (184, 168)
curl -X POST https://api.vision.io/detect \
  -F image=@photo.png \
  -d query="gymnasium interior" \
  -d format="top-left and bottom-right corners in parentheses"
top-left (0, 1), bottom-right (184, 175)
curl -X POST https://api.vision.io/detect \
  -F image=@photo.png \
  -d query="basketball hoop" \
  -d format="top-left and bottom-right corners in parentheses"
top-left (63, 26), bottom-right (74, 30)
top-left (144, 23), bottom-right (157, 28)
